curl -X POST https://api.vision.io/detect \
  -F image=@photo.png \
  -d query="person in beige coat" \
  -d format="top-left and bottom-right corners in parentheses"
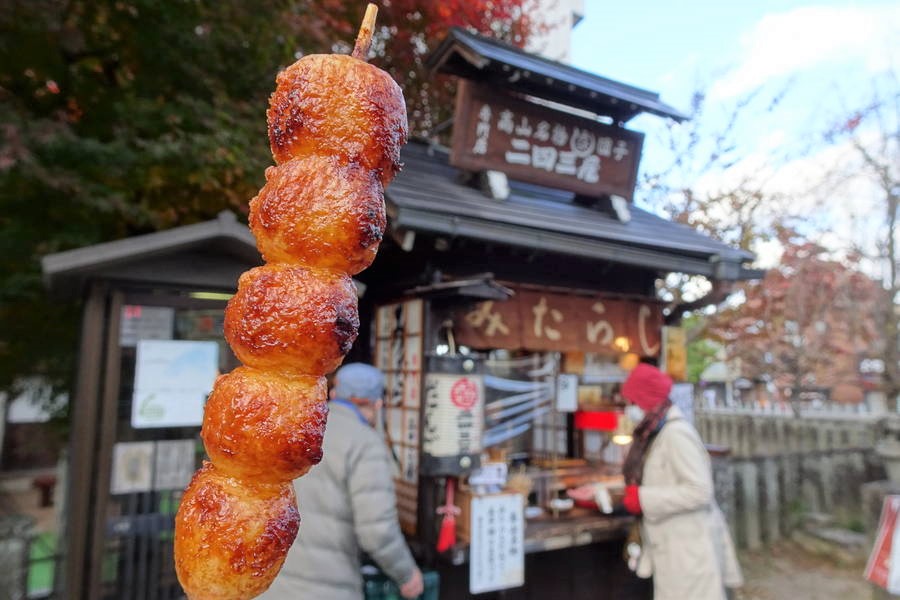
top-left (621, 363), bottom-right (743, 600)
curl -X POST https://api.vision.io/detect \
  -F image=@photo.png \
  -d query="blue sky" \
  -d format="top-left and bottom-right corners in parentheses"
top-left (571, 1), bottom-right (897, 122)
top-left (568, 1), bottom-right (899, 267)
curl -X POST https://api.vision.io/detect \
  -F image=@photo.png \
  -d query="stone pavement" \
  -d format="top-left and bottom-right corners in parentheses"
top-left (736, 540), bottom-right (870, 600)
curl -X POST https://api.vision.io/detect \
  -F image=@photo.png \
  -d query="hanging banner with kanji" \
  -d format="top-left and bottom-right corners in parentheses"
top-left (374, 299), bottom-right (424, 535)
top-left (450, 81), bottom-right (644, 200)
top-left (865, 495), bottom-right (900, 592)
top-left (454, 287), bottom-right (662, 356)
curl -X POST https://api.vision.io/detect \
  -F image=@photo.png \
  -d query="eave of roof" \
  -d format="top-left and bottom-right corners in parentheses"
top-left (41, 211), bottom-right (260, 295)
top-left (388, 141), bottom-right (757, 281)
top-left (426, 27), bottom-right (688, 123)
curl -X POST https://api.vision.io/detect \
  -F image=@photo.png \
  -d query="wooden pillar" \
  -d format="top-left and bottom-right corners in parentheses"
top-left (86, 289), bottom-right (124, 600)
top-left (61, 281), bottom-right (108, 598)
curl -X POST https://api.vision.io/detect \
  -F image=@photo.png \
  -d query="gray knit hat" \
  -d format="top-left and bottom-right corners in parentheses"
top-left (333, 363), bottom-right (385, 403)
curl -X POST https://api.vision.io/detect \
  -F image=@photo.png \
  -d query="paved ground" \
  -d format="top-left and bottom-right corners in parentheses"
top-left (736, 540), bottom-right (871, 600)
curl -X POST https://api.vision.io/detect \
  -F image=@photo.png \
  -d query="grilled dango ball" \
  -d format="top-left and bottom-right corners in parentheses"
top-left (249, 155), bottom-right (386, 274)
top-left (224, 264), bottom-right (359, 377)
top-left (267, 54), bottom-right (408, 185)
top-left (201, 367), bottom-right (328, 483)
top-left (174, 463), bottom-right (299, 600)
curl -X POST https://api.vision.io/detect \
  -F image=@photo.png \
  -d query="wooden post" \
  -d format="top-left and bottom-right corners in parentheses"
top-left (87, 289), bottom-right (124, 599)
top-left (62, 281), bottom-right (108, 598)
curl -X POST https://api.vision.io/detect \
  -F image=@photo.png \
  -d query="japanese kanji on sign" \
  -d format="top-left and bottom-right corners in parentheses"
top-left (450, 81), bottom-right (644, 201)
top-left (454, 286), bottom-right (663, 356)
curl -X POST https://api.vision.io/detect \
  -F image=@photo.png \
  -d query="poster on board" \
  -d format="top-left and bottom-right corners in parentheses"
top-left (119, 305), bottom-right (175, 348)
top-left (153, 439), bottom-right (197, 490)
top-left (131, 340), bottom-right (218, 428)
top-left (110, 441), bottom-right (155, 494)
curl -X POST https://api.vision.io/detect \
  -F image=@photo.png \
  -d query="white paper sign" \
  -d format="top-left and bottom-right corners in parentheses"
top-left (131, 340), bottom-right (219, 428)
top-left (555, 374), bottom-right (579, 412)
top-left (110, 441), bottom-right (155, 494)
top-left (469, 462), bottom-right (509, 488)
top-left (470, 493), bottom-right (525, 594)
top-left (119, 305), bottom-right (175, 347)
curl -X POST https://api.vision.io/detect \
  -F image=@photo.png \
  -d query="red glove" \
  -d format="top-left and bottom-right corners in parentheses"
top-left (623, 484), bottom-right (642, 515)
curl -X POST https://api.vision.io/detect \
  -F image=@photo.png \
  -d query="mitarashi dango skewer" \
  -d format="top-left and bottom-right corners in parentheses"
top-left (173, 5), bottom-right (407, 599)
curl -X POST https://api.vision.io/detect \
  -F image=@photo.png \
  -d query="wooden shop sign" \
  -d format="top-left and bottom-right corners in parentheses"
top-left (454, 288), bottom-right (662, 356)
top-left (450, 81), bottom-right (644, 201)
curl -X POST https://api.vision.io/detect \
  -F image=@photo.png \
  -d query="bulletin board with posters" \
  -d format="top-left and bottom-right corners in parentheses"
top-left (374, 299), bottom-right (425, 534)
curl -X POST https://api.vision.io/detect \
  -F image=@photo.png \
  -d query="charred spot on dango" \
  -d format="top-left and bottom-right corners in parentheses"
top-left (334, 312), bottom-right (358, 355)
top-left (359, 220), bottom-right (384, 249)
top-left (224, 265), bottom-right (359, 377)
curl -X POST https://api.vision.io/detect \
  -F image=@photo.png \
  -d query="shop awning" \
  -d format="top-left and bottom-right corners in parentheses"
top-left (426, 27), bottom-right (688, 123)
top-left (387, 141), bottom-right (760, 281)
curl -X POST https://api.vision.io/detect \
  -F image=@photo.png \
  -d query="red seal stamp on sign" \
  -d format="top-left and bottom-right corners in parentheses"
top-left (450, 377), bottom-right (478, 410)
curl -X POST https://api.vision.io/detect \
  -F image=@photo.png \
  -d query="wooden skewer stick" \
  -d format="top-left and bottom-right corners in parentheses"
top-left (352, 3), bottom-right (378, 60)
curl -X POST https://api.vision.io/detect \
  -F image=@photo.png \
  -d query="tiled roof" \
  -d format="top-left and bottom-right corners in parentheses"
top-left (388, 141), bottom-right (758, 280)
top-left (426, 27), bottom-right (688, 123)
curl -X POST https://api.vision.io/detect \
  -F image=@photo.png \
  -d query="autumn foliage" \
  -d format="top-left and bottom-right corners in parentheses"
top-left (707, 228), bottom-right (883, 402)
top-left (293, 0), bottom-right (542, 137)
top-left (0, 0), bottom-right (540, 396)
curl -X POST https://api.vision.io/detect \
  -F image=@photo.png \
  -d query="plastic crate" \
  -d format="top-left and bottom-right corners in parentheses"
top-left (363, 569), bottom-right (439, 600)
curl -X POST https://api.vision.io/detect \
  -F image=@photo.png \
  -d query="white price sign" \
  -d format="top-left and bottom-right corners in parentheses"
top-left (469, 493), bottom-right (524, 594)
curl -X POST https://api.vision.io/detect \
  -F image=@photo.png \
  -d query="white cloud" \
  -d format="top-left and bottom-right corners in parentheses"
top-left (710, 4), bottom-right (900, 99)
top-left (752, 238), bottom-right (784, 269)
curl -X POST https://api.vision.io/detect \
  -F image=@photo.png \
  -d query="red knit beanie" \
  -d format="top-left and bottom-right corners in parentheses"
top-left (622, 363), bottom-right (673, 411)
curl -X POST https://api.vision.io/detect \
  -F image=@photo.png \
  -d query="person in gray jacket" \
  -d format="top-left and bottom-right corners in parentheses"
top-left (260, 363), bottom-right (424, 600)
